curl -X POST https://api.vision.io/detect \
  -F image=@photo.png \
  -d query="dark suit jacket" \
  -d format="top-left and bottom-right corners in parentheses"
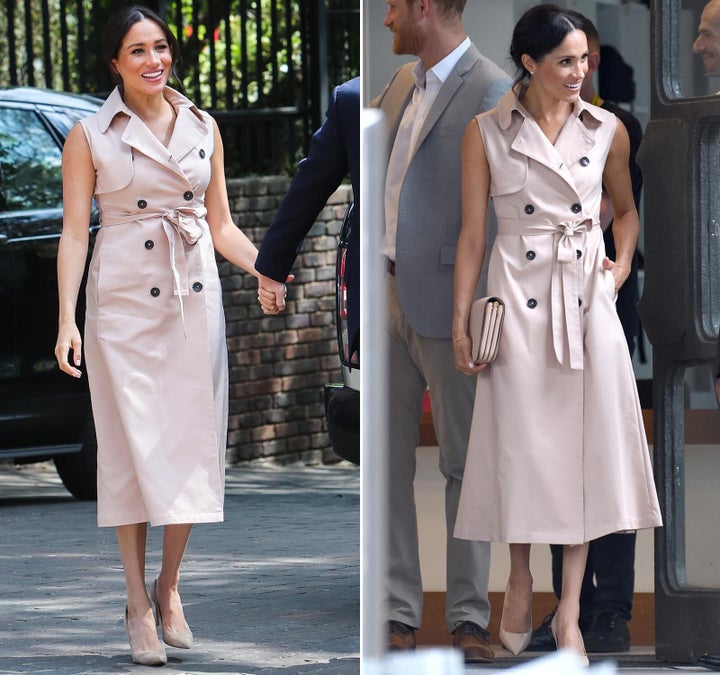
top-left (255, 77), bottom-right (360, 352)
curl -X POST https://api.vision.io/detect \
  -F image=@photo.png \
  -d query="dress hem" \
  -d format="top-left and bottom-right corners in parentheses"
top-left (454, 516), bottom-right (662, 545)
top-left (97, 511), bottom-right (224, 528)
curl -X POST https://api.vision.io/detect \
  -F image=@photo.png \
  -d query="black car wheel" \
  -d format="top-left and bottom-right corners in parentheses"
top-left (54, 416), bottom-right (97, 500)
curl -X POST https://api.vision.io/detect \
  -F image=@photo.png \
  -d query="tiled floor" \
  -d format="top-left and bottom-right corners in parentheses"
top-left (374, 648), bottom-right (715, 674)
top-left (465, 648), bottom-right (713, 672)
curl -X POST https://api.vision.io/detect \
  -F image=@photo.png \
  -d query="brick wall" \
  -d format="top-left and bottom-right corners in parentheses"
top-left (220, 176), bottom-right (352, 464)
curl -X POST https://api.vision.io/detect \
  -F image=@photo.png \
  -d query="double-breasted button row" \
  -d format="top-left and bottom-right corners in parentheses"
top-left (199, 149), bottom-right (206, 159)
top-left (527, 298), bottom-right (537, 309)
top-left (524, 204), bottom-right (535, 215)
top-left (526, 250), bottom-right (536, 260)
top-left (145, 240), bottom-right (154, 250)
top-left (139, 193), bottom-right (195, 207)
top-left (149, 283), bottom-right (202, 296)
top-left (571, 203), bottom-right (582, 214)
top-left (580, 156), bottom-right (590, 166)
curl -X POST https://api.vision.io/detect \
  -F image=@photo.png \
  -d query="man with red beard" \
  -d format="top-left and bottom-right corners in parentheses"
top-left (373, 0), bottom-right (510, 662)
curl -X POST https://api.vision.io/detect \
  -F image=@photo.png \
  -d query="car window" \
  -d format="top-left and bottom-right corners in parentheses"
top-left (0, 107), bottom-right (63, 212)
top-left (43, 108), bottom-right (89, 139)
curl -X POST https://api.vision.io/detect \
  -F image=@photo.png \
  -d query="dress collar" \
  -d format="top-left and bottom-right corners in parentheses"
top-left (496, 84), bottom-right (604, 131)
top-left (97, 86), bottom-right (205, 134)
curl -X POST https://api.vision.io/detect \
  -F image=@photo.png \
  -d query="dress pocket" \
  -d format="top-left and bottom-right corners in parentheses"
top-left (604, 266), bottom-right (619, 303)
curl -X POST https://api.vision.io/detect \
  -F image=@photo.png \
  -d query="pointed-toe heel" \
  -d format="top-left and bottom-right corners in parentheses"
top-left (499, 581), bottom-right (532, 655)
top-left (499, 625), bottom-right (532, 655)
top-left (124, 606), bottom-right (167, 666)
top-left (551, 614), bottom-right (589, 667)
top-left (152, 578), bottom-right (194, 649)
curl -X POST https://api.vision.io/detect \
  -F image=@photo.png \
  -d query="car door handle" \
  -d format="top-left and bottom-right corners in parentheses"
top-left (0, 233), bottom-right (8, 246)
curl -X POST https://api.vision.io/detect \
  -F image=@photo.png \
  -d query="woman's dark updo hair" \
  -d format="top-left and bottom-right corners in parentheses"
top-left (509, 3), bottom-right (585, 85)
top-left (103, 5), bottom-right (184, 92)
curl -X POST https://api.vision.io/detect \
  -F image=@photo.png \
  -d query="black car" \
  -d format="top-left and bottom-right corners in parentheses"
top-left (0, 87), bottom-right (102, 499)
top-left (324, 205), bottom-right (359, 465)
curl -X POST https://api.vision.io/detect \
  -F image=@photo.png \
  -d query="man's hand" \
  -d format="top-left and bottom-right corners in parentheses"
top-left (257, 274), bottom-right (291, 314)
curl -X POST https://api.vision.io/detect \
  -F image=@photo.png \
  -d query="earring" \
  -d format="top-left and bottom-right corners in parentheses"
top-left (529, 71), bottom-right (535, 76)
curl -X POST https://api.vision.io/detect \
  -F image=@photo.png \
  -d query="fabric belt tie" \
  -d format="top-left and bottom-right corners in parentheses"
top-left (553, 220), bottom-right (588, 370)
top-left (497, 217), bottom-right (594, 371)
top-left (100, 205), bottom-right (207, 336)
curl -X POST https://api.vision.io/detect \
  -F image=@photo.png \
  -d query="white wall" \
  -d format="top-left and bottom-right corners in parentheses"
top-left (363, 0), bottom-right (514, 104)
top-left (362, 0), bottom-right (657, 593)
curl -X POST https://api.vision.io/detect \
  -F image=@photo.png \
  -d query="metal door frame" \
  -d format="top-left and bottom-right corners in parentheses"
top-left (639, 0), bottom-right (720, 662)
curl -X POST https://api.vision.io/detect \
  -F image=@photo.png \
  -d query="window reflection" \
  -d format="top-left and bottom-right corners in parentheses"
top-left (683, 365), bottom-right (720, 588)
top-left (700, 123), bottom-right (720, 337)
top-left (681, 0), bottom-right (720, 97)
top-left (0, 108), bottom-right (63, 212)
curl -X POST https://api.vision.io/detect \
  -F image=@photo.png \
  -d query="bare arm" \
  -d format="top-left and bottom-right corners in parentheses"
top-left (205, 119), bottom-right (259, 273)
top-left (54, 123), bottom-right (95, 377)
top-left (602, 118), bottom-right (639, 292)
top-left (203, 119), bottom-right (288, 314)
top-left (453, 119), bottom-right (490, 375)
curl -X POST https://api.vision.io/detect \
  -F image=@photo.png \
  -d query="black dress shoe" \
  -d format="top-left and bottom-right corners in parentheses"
top-left (698, 653), bottom-right (720, 671)
top-left (526, 611), bottom-right (557, 652)
top-left (583, 610), bottom-right (630, 653)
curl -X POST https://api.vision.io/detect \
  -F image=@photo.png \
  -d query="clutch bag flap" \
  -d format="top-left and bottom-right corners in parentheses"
top-left (469, 296), bottom-right (505, 364)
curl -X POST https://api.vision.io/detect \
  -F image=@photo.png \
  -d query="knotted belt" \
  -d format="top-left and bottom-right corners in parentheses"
top-left (100, 205), bottom-right (207, 335)
top-left (498, 217), bottom-right (595, 370)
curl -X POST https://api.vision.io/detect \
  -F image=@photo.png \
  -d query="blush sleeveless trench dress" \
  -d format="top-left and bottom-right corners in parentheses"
top-left (79, 87), bottom-right (227, 527)
top-left (454, 88), bottom-right (662, 545)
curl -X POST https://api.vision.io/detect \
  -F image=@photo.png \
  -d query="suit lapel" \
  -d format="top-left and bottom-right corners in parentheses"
top-left (411, 45), bottom-right (480, 156)
top-left (380, 65), bottom-right (415, 155)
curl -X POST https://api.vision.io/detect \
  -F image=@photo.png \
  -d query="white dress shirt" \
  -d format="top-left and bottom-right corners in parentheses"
top-left (383, 37), bottom-right (471, 261)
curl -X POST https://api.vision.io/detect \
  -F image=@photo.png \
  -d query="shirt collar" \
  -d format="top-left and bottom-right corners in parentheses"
top-left (497, 83), bottom-right (605, 131)
top-left (97, 86), bottom-right (204, 133)
top-left (412, 37), bottom-right (471, 90)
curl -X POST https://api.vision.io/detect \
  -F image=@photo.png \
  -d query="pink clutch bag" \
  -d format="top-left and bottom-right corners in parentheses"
top-left (469, 297), bottom-right (505, 364)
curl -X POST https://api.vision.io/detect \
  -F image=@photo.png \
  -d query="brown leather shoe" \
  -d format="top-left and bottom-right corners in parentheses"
top-left (388, 620), bottom-right (416, 650)
top-left (452, 621), bottom-right (495, 663)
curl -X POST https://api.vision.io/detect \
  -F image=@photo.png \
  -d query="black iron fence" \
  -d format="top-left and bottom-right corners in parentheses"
top-left (0, 0), bottom-right (359, 175)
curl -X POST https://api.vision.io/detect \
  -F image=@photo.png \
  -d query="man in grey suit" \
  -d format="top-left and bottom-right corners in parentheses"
top-left (373, 0), bottom-right (511, 662)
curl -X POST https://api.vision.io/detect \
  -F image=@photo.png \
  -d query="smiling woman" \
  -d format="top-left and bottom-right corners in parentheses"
top-left (452, 3), bottom-right (661, 666)
top-left (53, 4), bottom-right (263, 667)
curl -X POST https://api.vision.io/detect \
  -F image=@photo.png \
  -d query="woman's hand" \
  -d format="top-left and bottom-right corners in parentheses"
top-left (453, 335), bottom-right (488, 376)
top-left (602, 257), bottom-right (630, 293)
top-left (55, 322), bottom-right (83, 378)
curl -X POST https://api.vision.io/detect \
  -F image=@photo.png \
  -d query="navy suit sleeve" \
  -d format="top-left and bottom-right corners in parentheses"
top-left (255, 81), bottom-right (356, 282)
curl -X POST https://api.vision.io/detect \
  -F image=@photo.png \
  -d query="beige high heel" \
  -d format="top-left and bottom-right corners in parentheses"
top-left (551, 613), bottom-right (589, 667)
top-left (124, 605), bottom-right (167, 666)
top-left (499, 583), bottom-right (532, 655)
top-left (152, 577), bottom-right (194, 649)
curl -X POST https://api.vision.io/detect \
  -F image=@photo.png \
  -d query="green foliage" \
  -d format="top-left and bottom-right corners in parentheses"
top-left (0, 0), bottom-right (359, 175)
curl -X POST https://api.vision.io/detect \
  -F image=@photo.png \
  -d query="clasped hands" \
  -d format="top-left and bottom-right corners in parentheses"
top-left (257, 274), bottom-right (294, 314)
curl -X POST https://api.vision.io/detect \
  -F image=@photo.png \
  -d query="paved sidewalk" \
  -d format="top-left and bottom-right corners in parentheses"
top-left (0, 461), bottom-right (359, 674)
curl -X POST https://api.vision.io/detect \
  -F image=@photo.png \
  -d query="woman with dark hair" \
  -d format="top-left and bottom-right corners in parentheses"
top-left (54, 5), bottom-right (261, 665)
top-left (451, 3), bottom-right (661, 665)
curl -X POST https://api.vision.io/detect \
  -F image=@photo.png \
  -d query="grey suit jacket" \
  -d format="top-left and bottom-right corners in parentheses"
top-left (376, 44), bottom-right (511, 339)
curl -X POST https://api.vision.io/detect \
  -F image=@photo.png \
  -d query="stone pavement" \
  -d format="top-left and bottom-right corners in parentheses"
top-left (0, 461), bottom-right (359, 674)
